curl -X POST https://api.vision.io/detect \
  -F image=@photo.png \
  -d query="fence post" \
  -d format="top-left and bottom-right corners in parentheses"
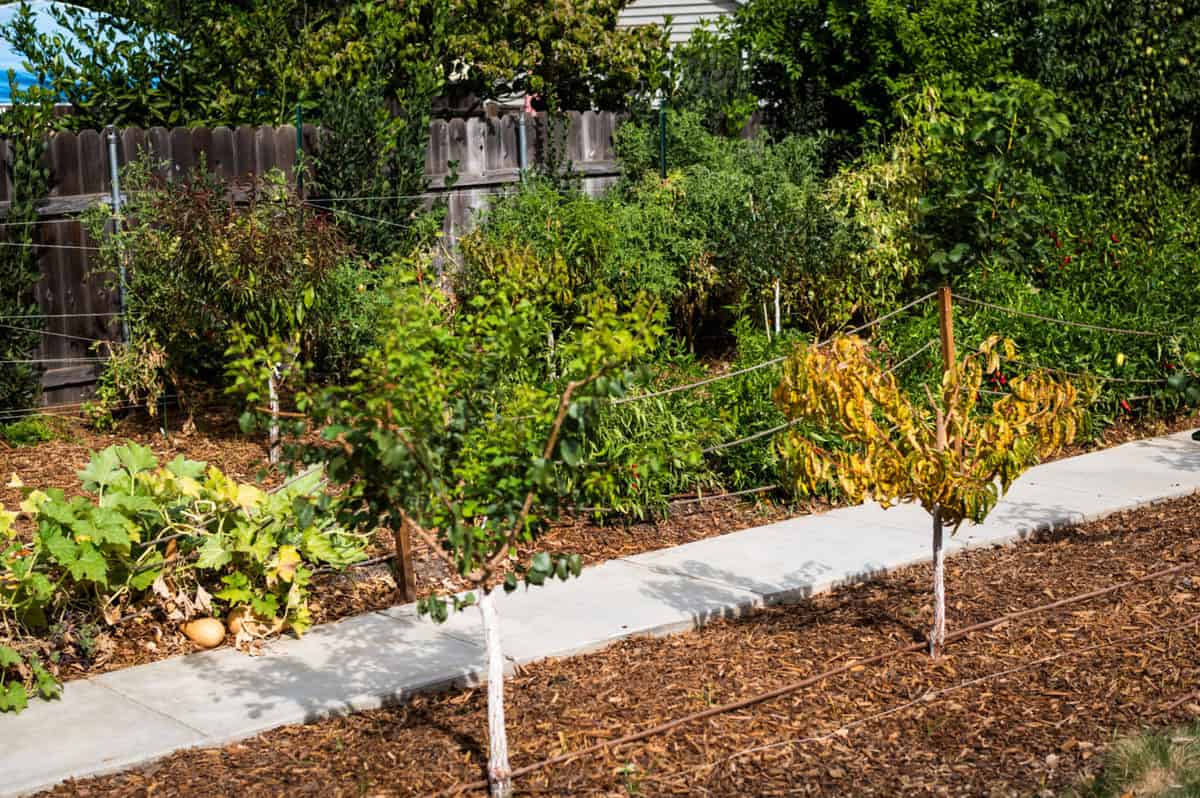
top-left (295, 101), bottom-right (304, 199)
top-left (393, 522), bottom-right (417, 602)
top-left (938, 286), bottom-right (955, 372)
top-left (107, 129), bottom-right (130, 345)
top-left (518, 95), bottom-right (530, 180)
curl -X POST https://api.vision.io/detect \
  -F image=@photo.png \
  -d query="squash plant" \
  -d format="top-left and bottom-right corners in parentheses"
top-left (775, 335), bottom-right (1083, 656)
top-left (302, 274), bottom-right (663, 798)
top-left (1, 443), bottom-right (365, 712)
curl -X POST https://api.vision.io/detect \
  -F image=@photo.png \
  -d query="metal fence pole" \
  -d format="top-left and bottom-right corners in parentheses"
top-left (107, 129), bottom-right (130, 344)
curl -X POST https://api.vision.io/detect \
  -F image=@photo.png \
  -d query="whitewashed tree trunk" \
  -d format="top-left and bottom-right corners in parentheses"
top-left (478, 590), bottom-right (512, 798)
top-left (268, 367), bottom-right (281, 466)
top-left (762, 301), bottom-right (771, 341)
top-left (547, 327), bottom-right (557, 381)
top-left (773, 279), bottom-right (781, 335)
top-left (930, 506), bottom-right (946, 658)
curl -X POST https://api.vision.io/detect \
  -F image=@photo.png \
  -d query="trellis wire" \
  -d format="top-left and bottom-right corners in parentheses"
top-left (0, 240), bottom-right (100, 253)
top-left (883, 338), bottom-right (937, 376)
top-left (0, 321), bottom-right (107, 344)
top-left (0, 216), bottom-right (94, 229)
top-left (701, 337), bottom-right (937, 455)
top-left (952, 293), bottom-right (1163, 337)
top-left (0, 394), bottom-right (179, 423)
top-left (995, 354), bottom-right (1165, 385)
top-left (310, 186), bottom-right (519, 204)
top-left (0, 356), bottom-right (108, 365)
top-left (0, 311), bottom-right (123, 321)
top-left (614, 291), bottom-right (939, 405)
top-left (301, 201), bottom-right (412, 229)
top-left (571, 483), bottom-right (782, 515)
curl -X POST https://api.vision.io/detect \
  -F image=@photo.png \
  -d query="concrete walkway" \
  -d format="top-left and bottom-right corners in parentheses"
top-left (3, 430), bottom-right (1198, 796)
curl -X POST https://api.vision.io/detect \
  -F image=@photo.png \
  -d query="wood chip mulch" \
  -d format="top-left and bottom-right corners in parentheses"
top-left (37, 490), bottom-right (1200, 798)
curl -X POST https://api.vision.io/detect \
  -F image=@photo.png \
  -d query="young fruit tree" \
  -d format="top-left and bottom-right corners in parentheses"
top-left (302, 273), bottom-right (662, 797)
top-left (774, 335), bottom-right (1083, 657)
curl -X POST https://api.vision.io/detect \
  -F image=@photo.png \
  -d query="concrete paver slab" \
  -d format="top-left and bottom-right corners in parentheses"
top-left (96, 610), bottom-right (486, 744)
top-left (623, 513), bottom-right (933, 602)
top-left (391, 559), bottom-right (761, 666)
top-left (0, 680), bottom-right (206, 798)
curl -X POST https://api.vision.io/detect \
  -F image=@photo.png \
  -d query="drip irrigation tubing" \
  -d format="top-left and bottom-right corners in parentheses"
top-left (437, 559), bottom-right (1195, 797)
top-left (952, 294), bottom-right (1163, 337)
top-left (614, 291), bottom-right (938, 405)
top-left (644, 612), bottom-right (1200, 788)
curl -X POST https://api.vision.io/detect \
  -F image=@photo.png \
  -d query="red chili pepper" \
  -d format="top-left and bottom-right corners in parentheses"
top-left (1120, 399), bottom-right (1132, 413)
top-left (1111, 233), bottom-right (1120, 244)
top-left (1062, 256), bottom-right (1071, 265)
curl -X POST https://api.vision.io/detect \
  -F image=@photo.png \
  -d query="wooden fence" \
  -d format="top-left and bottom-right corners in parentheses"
top-left (0, 110), bottom-right (623, 406)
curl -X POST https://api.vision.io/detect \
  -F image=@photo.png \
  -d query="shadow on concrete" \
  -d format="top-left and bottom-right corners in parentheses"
top-left (97, 609), bottom-right (487, 746)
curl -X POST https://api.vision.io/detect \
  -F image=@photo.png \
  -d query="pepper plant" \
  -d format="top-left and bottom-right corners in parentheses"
top-left (302, 273), bottom-right (662, 797)
top-left (775, 335), bottom-right (1083, 656)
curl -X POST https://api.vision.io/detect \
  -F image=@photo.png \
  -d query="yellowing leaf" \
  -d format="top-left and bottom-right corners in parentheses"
top-left (19, 489), bottom-right (48, 516)
top-left (236, 483), bottom-right (265, 510)
top-left (275, 545), bottom-right (301, 583)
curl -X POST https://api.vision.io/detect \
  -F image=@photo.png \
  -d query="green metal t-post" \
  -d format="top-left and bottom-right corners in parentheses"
top-left (658, 104), bottom-right (667, 179)
top-left (295, 101), bottom-right (304, 199)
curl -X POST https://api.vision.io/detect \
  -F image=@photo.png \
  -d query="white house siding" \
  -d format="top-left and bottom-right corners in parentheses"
top-left (616, 0), bottom-right (741, 46)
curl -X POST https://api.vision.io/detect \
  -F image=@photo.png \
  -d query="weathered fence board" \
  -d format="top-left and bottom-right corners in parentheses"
top-left (1, 110), bottom-right (625, 406)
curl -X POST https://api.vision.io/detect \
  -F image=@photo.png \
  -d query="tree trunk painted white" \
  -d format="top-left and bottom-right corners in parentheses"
top-left (267, 368), bottom-right (281, 466)
top-left (762, 301), bottom-right (771, 341)
top-left (479, 589), bottom-right (513, 798)
top-left (773, 279), bottom-right (781, 335)
top-left (547, 327), bottom-right (557, 381)
top-left (930, 505), bottom-right (946, 658)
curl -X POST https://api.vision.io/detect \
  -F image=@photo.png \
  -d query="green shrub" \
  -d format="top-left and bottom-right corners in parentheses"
top-left (0, 417), bottom-right (64, 447)
top-left (84, 161), bottom-right (381, 424)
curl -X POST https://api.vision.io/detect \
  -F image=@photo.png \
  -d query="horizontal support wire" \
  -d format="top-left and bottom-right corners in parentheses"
top-left (0, 356), bottom-right (108, 365)
top-left (301, 201), bottom-right (413, 229)
top-left (0, 322), bottom-right (107, 344)
top-left (703, 338), bottom-right (937, 455)
top-left (311, 187), bottom-right (519, 203)
top-left (952, 293), bottom-right (1163, 337)
top-left (0, 311), bottom-right (123, 321)
top-left (569, 483), bottom-right (782, 515)
top-left (0, 216), bottom-right (94, 228)
top-left (0, 240), bottom-right (100, 252)
top-left (883, 338), bottom-right (937, 376)
top-left (615, 291), bottom-right (939, 405)
top-left (0, 394), bottom-right (180, 421)
top-left (996, 355), bottom-right (1165, 385)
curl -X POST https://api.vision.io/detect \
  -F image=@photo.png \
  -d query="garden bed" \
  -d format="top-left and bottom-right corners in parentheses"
top-left (35, 490), bottom-right (1200, 797)
top-left (0, 407), bottom-right (795, 678)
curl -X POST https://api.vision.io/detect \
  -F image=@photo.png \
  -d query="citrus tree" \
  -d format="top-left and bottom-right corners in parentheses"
top-left (774, 335), bottom-right (1083, 656)
top-left (302, 272), bottom-right (662, 797)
